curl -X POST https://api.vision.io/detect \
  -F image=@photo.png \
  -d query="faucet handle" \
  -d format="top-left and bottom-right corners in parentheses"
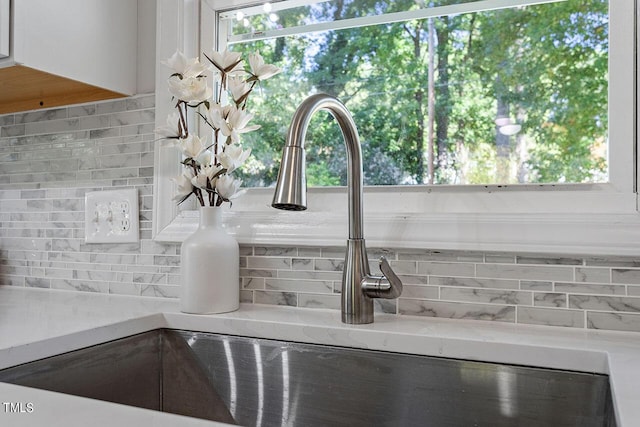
top-left (379, 257), bottom-right (403, 298)
top-left (379, 256), bottom-right (396, 279)
top-left (362, 256), bottom-right (403, 299)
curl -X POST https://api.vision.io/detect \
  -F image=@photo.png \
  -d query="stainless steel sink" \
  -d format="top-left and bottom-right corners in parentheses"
top-left (0, 329), bottom-right (616, 426)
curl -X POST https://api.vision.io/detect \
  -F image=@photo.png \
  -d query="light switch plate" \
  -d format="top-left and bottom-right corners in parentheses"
top-left (85, 189), bottom-right (139, 243)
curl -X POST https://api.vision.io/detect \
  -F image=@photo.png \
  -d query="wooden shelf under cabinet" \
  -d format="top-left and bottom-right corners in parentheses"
top-left (0, 65), bottom-right (127, 114)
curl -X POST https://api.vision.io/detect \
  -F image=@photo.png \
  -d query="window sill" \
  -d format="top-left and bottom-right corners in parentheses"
top-left (153, 187), bottom-right (640, 256)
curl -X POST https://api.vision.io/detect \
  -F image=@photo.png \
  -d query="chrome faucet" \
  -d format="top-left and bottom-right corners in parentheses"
top-left (271, 93), bottom-right (403, 324)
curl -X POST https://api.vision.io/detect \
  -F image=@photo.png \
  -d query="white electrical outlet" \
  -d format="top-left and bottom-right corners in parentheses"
top-left (85, 189), bottom-right (139, 243)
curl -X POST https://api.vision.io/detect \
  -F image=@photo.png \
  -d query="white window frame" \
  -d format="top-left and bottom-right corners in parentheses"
top-left (153, 0), bottom-right (640, 256)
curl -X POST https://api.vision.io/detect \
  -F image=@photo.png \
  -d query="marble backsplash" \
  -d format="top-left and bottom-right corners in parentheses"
top-left (1, 95), bottom-right (640, 333)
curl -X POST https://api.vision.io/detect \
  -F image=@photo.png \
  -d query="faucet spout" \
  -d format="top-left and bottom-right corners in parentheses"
top-left (271, 93), bottom-right (364, 238)
top-left (271, 93), bottom-right (402, 324)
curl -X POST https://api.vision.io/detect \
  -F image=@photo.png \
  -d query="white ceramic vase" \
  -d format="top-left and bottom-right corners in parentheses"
top-left (180, 206), bottom-right (239, 314)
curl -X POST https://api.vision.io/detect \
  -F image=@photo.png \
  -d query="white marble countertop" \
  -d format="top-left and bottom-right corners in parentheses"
top-left (0, 286), bottom-right (638, 426)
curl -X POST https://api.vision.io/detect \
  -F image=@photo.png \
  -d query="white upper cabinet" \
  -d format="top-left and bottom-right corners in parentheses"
top-left (0, 0), bottom-right (8, 59)
top-left (0, 0), bottom-right (143, 113)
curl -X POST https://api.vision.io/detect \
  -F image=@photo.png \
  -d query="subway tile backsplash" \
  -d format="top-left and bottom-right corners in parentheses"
top-left (2, 96), bottom-right (640, 333)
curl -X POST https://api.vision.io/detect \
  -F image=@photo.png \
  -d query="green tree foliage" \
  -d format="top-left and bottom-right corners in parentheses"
top-left (229, 0), bottom-right (608, 187)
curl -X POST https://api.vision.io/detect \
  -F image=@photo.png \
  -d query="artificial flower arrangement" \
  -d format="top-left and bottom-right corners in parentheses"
top-left (157, 49), bottom-right (280, 207)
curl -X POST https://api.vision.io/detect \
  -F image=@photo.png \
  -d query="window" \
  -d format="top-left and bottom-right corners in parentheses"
top-left (153, 0), bottom-right (638, 255)
top-left (222, 0), bottom-right (609, 187)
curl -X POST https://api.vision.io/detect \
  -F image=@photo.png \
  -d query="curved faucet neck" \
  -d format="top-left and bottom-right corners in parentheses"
top-left (273, 94), bottom-right (404, 324)
top-left (286, 94), bottom-right (364, 239)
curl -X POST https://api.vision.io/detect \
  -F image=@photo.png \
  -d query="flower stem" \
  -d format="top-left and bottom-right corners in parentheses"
top-left (177, 101), bottom-right (189, 138)
top-left (194, 188), bottom-right (205, 206)
top-left (209, 186), bottom-right (215, 206)
top-left (217, 74), bottom-right (226, 105)
top-left (240, 81), bottom-right (258, 110)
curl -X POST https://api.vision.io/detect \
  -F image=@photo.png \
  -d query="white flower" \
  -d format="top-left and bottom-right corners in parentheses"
top-left (191, 173), bottom-right (209, 190)
top-left (207, 104), bottom-right (260, 143)
top-left (178, 134), bottom-right (206, 159)
top-left (190, 151), bottom-right (223, 190)
top-left (220, 144), bottom-right (251, 173)
top-left (216, 174), bottom-right (245, 200)
top-left (162, 51), bottom-right (207, 78)
top-left (167, 75), bottom-right (212, 103)
top-left (248, 52), bottom-right (281, 81)
top-left (206, 103), bottom-right (231, 132)
top-left (221, 105), bottom-right (260, 143)
top-left (172, 169), bottom-right (195, 202)
top-left (203, 163), bottom-right (224, 181)
top-left (155, 112), bottom-right (182, 140)
top-left (228, 77), bottom-right (252, 104)
top-left (195, 150), bottom-right (214, 167)
top-left (196, 151), bottom-right (224, 183)
top-left (207, 49), bottom-right (243, 74)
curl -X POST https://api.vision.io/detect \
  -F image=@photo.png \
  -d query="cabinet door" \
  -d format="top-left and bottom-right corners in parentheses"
top-left (13, 0), bottom-right (136, 95)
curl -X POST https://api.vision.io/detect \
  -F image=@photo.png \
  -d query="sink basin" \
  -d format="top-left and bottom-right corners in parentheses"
top-left (0, 329), bottom-right (616, 426)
